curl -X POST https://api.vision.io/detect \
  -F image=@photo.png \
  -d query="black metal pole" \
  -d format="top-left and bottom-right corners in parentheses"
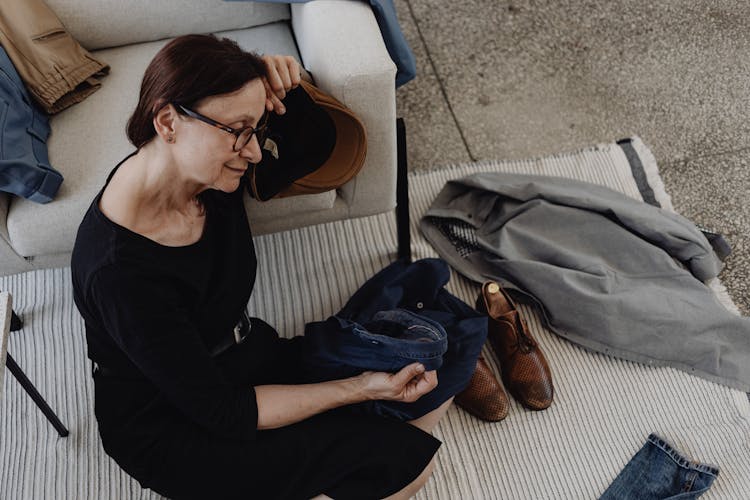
top-left (5, 353), bottom-right (69, 437)
top-left (396, 118), bottom-right (411, 262)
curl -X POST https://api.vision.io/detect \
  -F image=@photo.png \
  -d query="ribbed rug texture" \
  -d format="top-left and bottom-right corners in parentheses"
top-left (1, 137), bottom-right (749, 499)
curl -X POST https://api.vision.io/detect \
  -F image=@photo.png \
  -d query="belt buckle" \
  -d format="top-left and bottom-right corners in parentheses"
top-left (233, 314), bottom-right (251, 345)
top-left (233, 323), bottom-right (243, 344)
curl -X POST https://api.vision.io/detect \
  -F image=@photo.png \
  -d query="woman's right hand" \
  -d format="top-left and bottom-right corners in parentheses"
top-left (358, 363), bottom-right (438, 403)
top-left (261, 54), bottom-right (301, 115)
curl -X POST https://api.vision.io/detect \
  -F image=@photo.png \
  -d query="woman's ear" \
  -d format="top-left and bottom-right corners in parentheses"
top-left (152, 101), bottom-right (178, 143)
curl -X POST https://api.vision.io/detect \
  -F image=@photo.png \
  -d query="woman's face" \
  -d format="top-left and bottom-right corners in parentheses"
top-left (172, 78), bottom-right (267, 193)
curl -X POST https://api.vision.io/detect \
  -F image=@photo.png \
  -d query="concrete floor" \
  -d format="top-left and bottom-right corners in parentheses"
top-left (395, 0), bottom-right (750, 315)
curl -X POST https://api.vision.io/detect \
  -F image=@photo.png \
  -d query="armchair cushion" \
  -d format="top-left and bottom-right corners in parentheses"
top-left (7, 22), bottom-right (305, 257)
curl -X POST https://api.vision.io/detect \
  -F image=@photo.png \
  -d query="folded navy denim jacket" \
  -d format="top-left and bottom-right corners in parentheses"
top-left (300, 258), bottom-right (487, 421)
top-left (305, 309), bottom-right (448, 372)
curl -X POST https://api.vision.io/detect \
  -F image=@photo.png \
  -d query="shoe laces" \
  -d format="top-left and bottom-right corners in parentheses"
top-left (480, 292), bottom-right (537, 354)
top-left (509, 312), bottom-right (535, 353)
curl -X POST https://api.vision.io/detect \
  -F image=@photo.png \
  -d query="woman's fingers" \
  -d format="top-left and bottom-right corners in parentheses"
top-left (392, 363), bottom-right (425, 389)
top-left (263, 56), bottom-right (286, 100)
top-left (286, 56), bottom-right (302, 88)
top-left (263, 55), bottom-right (299, 96)
top-left (262, 77), bottom-right (285, 114)
top-left (403, 370), bottom-right (437, 402)
top-left (390, 364), bottom-right (437, 402)
top-left (275, 58), bottom-right (293, 93)
top-left (262, 55), bottom-right (304, 114)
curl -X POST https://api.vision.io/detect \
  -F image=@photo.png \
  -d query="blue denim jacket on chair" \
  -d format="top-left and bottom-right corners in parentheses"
top-left (300, 258), bottom-right (487, 421)
top-left (0, 45), bottom-right (62, 203)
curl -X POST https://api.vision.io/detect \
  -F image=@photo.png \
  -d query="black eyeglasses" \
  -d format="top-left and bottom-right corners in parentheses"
top-left (173, 103), bottom-right (268, 152)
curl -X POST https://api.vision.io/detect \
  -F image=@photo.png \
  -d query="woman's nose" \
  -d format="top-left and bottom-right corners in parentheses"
top-left (239, 134), bottom-right (263, 163)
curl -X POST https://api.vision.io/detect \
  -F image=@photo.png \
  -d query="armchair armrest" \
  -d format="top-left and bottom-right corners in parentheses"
top-left (291, 0), bottom-right (398, 218)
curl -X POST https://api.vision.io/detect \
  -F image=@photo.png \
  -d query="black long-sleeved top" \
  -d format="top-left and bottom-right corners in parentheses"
top-left (70, 158), bottom-right (443, 500)
top-left (71, 157), bottom-right (259, 441)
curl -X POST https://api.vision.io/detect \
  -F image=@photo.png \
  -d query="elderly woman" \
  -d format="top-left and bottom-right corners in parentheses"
top-left (71, 34), bottom-right (450, 499)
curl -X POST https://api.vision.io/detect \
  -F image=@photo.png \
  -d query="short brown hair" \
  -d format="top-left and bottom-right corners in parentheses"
top-left (126, 34), bottom-right (267, 148)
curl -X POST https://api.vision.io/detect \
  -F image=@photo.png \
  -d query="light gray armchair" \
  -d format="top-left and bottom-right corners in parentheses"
top-left (0, 0), bottom-right (400, 277)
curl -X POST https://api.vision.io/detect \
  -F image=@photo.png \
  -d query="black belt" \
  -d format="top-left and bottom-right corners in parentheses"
top-left (93, 311), bottom-right (253, 378)
top-left (91, 361), bottom-right (140, 379)
top-left (209, 310), bottom-right (252, 357)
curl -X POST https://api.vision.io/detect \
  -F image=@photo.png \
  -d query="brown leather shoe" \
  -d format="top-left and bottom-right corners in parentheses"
top-left (477, 282), bottom-right (554, 410)
top-left (455, 355), bottom-right (509, 421)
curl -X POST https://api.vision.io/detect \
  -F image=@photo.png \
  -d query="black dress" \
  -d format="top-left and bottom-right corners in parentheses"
top-left (71, 156), bottom-right (440, 500)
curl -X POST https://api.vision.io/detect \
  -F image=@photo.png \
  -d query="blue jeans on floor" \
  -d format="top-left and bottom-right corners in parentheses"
top-left (600, 434), bottom-right (719, 499)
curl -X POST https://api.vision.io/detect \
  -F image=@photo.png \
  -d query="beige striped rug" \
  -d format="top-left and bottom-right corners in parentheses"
top-left (1, 137), bottom-right (748, 499)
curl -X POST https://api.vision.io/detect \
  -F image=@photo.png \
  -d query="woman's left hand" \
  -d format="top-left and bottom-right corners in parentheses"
top-left (358, 363), bottom-right (439, 403)
top-left (261, 55), bottom-right (302, 115)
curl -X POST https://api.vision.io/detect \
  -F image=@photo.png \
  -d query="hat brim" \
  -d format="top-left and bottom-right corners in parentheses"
top-left (278, 81), bottom-right (367, 196)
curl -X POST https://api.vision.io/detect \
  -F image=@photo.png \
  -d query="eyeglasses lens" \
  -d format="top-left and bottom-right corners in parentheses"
top-left (235, 128), bottom-right (255, 151)
top-left (234, 117), bottom-right (268, 151)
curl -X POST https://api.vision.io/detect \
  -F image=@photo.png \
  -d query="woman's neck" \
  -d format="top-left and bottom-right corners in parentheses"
top-left (99, 143), bottom-right (207, 245)
top-left (132, 142), bottom-right (204, 215)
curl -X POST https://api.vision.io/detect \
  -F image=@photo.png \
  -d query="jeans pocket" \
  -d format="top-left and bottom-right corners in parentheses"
top-left (664, 469), bottom-right (716, 499)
